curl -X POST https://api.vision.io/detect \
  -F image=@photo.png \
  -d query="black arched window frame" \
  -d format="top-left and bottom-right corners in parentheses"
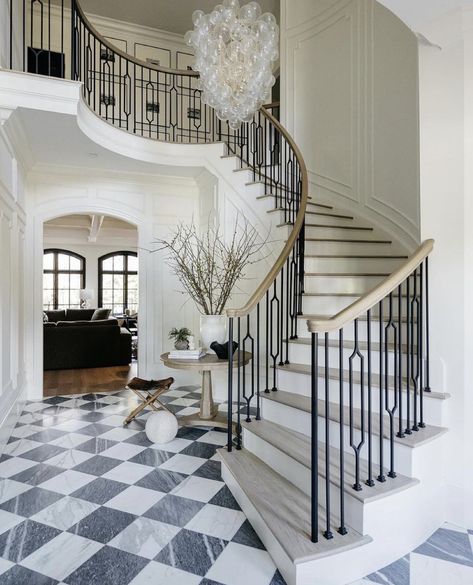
top-left (43, 248), bottom-right (86, 310)
top-left (98, 251), bottom-right (138, 315)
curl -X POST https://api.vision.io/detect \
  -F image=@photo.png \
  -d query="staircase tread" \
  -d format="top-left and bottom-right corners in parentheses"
top-left (304, 255), bottom-right (408, 259)
top-left (305, 224), bottom-right (374, 231)
top-left (275, 362), bottom-right (450, 400)
top-left (285, 336), bottom-right (416, 354)
top-left (304, 238), bottom-right (392, 244)
top-left (241, 419), bottom-right (419, 503)
top-left (267, 208), bottom-right (354, 220)
top-left (302, 292), bottom-right (408, 297)
top-left (300, 312), bottom-right (416, 321)
top-left (218, 448), bottom-right (371, 563)
top-left (305, 272), bottom-right (390, 277)
top-left (261, 390), bottom-right (448, 448)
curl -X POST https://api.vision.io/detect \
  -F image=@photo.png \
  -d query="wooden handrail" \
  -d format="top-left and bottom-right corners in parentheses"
top-left (74, 0), bottom-right (199, 76)
top-left (226, 107), bottom-right (309, 318)
top-left (306, 239), bottom-right (434, 334)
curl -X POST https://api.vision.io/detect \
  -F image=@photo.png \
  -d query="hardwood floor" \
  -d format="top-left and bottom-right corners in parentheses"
top-left (43, 362), bottom-right (138, 397)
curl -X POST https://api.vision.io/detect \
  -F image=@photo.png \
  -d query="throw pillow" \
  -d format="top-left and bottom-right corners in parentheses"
top-left (91, 308), bottom-right (111, 321)
top-left (43, 312), bottom-right (49, 323)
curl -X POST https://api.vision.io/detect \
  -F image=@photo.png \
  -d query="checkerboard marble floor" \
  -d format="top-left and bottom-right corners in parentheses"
top-left (0, 385), bottom-right (470, 585)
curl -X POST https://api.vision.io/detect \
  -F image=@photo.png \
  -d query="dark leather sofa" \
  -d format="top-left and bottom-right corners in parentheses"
top-left (43, 309), bottom-right (132, 370)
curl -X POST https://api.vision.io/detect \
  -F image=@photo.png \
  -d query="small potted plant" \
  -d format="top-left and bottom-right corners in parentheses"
top-left (169, 327), bottom-right (192, 350)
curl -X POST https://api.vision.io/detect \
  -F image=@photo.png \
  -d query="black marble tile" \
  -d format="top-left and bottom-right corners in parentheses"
top-left (77, 423), bottom-right (115, 437)
top-left (270, 569), bottom-right (288, 585)
top-left (80, 393), bottom-right (107, 402)
top-left (200, 580), bottom-right (226, 585)
top-left (136, 469), bottom-right (187, 493)
top-left (0, 520), bottom-right (60, 562)
top-left (68, 506), bottom-right (136, 544)
top-left (10, 463), bottom-right (64, 486)
top-left (0, 487), bottom-right (63, 517)
top-left (75, 438), bottom-right (118, 454)
top-left (165, 404), bottom-right (186, 414)
top-left (144, 494), bottom-right (204, 527)
top-left (232, 519), bottom-right (265, 549)
top-left (123, 432), bottom-right (152, 447)
top-left (128, 448), bottom-right (174, 467)
top-left (28, 428), bottom-right (67, 443)
top-left (71, 477), bottom-right (129, 505)
top-left (176, 427), bottom-right (208, 441)
top-left (79, 401), bottom-right (109, 412)
top-left (209, 485), bottom-right (241, 510)
top-left (19, 444), bottom-right (66, 463)
top-left (78, 412), bottom-right (109, 423)
top-left (42, 396), bottom-right (70, 405)
top-left (192, 460), bottom-right (222, 481)
top-left (180, 441), bottom-right (218, 460)
top-left (72, 455), bottom-right (121, 476)
top-left (0, 454), bottom-right (12, 463)
top-left (0, 565), bottom-right (59, 585)
top-left (155, 529), bottom-right (226, 576)
top-left (65, 545), bottom-right (148, 585)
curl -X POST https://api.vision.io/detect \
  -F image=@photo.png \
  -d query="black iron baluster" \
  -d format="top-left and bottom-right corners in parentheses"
top-left (366, 309), bottom-right (375, 486)
top-left (265, 290), bottom-right (270, 393)
top-left (411, 269), bottom-right (420, 432)
top-left (338, 328), bottom-right (347, 534)
top-left (9, 0), bottom-right (13, 70)
top-left (227, 317), bottom-right (234, 452)
top-left (349, 319), bottom-right (365, 492)
top-left (285, 258), bottom-right (290, 364)
top-left (236, 317), bottom-right (242, 450)
top-left (256, 303), bottom-right (261, 420)
top-left (384, 293), bottom-right (398, 478)
top-left (279, 267), bottom-right (285, 366)
top-left (311, 332), bottom-right (319, 543)
top-left (378, 299), bottom-right (386, 482)
top-left (419, 262), bottom-right (425, 428)
top-left (323, 332), bottom-right (333, 539)
top-left (405, 274), bottom-right (412, 435)
top-left (269, 280), bottom-right (280, 391)
top-left (242, 314), bottom-right (255, 422)
top-left (397, 285), bottom-right (405, 439)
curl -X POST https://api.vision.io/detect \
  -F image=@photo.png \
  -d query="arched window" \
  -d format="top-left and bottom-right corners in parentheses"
top-left (98, 251), bottom-right (138, 315)
top-left (43, 249), bottom-right (86, 310)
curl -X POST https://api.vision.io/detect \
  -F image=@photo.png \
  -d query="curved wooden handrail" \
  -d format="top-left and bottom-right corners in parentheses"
top-left (226, 106), bottom-right (309, 318)
top-left (307, 239), bottom-right (434, 334)
top-left (74, 0), bottom-right (199, 76)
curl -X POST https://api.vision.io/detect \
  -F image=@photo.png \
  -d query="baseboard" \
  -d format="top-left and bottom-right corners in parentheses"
top-left (0, 381), bottom-right (27, 455)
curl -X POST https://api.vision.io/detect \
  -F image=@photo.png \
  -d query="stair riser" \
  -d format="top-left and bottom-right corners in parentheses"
top-left (287, 343), bottom-right (412, 374)
top-left (274, 369), bottom-right (444, 426)
top-left (304, 257), bottom-right (405, 274)
top-left (304, 241), bottom-right (398, 255)
top-left (242, 428), bottom-right (366, 533)
top-left (260, 397), bottom-right (417, 477)
top-left (304, 274), bottom-right (386, 294)
top-left (297, 318), bottom-right (413, 340)
top-left (302, 295), bottom-right (357, 315)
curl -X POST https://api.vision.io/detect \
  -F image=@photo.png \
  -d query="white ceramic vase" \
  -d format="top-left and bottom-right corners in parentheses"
top-left (200, 314), bottom-right (226, 353)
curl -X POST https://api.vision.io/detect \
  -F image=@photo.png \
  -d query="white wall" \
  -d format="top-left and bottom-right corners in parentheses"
top-left (0, 109), bottom-right (28, 452)
top-left (280, 0), bottom-right (420, 249)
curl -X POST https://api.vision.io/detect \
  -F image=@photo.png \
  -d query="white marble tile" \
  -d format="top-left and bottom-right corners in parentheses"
top-left (0, 558), bottom-right (14, 576)
top-left (129, 561), bottom-right (201, 585)
top-left (159, 454), bottom-right (206, 475)
top-left (99, 427), bottom-right (140, 442)
top-left (165, 390), bottom-right (192, 398)
top-left (57, 398), bottom-right (91, 408)
top-left (98, 415), bottom-right (130, 427)
top-left (168, 398), bottom-right (199, 407)
top-left (20, 531), bottom-right (103, 581)
top-left (48, 433), bottom-right (91, 449)
top-left (31, 496), bottom-right (99, 531)
top-left (0, 509), bottom-right (26, 535)
top-left (171, 476), bottom-right (223, 503)
top-left (443, 522), bottom-right (469, 534)
top-left (104, 485), bottom-right (165, 515)
top-left (96, 404), bottom-right (129, 415)
top-left (197, 430), bottom-right (228, 446)
top-left (44, 449), bottom-right (95, 470)
top-left (96, 396), bottom-right (122, 405)
top-left (176, 407), bottom-right (200, 417)
top-left (102, 461), bottom-right (152, 484)
top-left (186, 503), bottom-right (246, 541)
top-left (0, 457), bottom-right (37, 478)
top-left (206, 542), bottom-right (277, 585)
top-left (10, 425), bottom-right (44, 439)
top-left (39, 470), bottom-right (95, 495)
top-left (100, 442), bottom-right (147, 461)
top-left (50, 419), bottom-right (91, 432)
top-left (410, 551), bottom-right (473, 585)
top-left (3, 439), bottom-right (44, 456)
top-left (18, 413), bottom-right (46, 425)
top-left (148, 437), bottom-right (192, 453)
top-left (109, 516), bottom-right (179, 559)
top-left (22, 402), bottom-right (51, 413)
top-left (0, 479), bottom-right (33, 504)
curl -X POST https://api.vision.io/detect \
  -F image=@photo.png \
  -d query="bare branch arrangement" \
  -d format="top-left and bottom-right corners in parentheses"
top-left (154, 216), bottom-right (267, 315)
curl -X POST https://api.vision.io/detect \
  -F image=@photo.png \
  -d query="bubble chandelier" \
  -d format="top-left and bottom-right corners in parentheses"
top-left (185, 0), bottom-right (279, 129)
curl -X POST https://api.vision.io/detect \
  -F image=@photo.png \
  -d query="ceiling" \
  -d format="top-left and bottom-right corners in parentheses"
top-left (44, 214), bottom-right (138, 245)
top-left (77, 0), bottom-right (280, 35)
top-left (17, 109), bottom-right (202, 178)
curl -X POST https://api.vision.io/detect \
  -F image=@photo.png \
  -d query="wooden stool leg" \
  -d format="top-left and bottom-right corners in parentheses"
top-left (123, 384), bottom-right (172, 426)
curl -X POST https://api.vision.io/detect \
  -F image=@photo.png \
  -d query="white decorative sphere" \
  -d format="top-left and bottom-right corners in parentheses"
top-left (145, 411), bottom-right (179, 444)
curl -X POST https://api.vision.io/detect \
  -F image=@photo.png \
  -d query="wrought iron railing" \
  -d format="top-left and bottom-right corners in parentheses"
top-left (306, 240), bottom-right (433, 541)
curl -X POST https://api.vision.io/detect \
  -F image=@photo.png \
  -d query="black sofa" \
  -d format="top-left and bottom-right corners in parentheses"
top-left (43, 309), bottom-right (132, 370)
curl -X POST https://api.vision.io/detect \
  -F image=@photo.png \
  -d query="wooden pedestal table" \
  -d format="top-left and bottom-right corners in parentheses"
top-left (160, 352), bottom-right (252, 429)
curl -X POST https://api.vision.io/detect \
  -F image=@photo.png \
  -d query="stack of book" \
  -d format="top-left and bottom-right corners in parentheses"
top-left (169, 348), bottom-right (206, 360)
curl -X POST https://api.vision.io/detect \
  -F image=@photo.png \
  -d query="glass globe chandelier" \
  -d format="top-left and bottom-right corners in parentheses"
top-left (185, 0), bottom-right (279, 129)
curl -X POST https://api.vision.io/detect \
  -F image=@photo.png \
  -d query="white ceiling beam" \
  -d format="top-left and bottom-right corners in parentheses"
top-left (88, 214), bottom-right (105, 243)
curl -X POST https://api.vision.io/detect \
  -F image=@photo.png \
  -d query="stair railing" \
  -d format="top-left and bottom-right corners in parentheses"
top-left (306, 239), bottom-right (434, 542)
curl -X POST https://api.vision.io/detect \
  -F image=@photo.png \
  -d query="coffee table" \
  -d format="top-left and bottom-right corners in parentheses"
top-left (160, 351), bottom-right (252, 428)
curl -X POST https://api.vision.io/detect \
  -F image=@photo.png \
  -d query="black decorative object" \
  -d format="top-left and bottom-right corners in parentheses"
top-left (211, 341), bottom-right (238, 360)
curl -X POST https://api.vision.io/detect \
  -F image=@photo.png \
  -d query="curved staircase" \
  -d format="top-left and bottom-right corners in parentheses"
top-left (3, 3), bottom-right (449, 584)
